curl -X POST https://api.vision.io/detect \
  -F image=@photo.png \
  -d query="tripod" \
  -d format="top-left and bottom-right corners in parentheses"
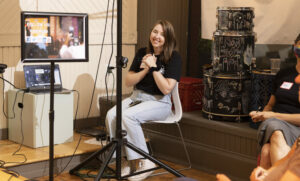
top-left (69, 0), bottom-right (184, 180)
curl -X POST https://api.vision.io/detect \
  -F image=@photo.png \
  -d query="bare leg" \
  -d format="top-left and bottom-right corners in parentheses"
top-left (269, 130), bottom-right (291, 165)
top-left (216, 173), bottom-right (231, 181)
top-left (260, 143), bottom-right (272, 169)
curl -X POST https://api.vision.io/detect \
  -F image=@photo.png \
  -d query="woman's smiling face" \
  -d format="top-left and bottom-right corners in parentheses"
top-left (150, 24), bottom-right (165, 51)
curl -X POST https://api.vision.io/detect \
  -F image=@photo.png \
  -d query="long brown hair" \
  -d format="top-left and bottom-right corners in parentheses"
top-left (147, 20), bottom-right (177, 64)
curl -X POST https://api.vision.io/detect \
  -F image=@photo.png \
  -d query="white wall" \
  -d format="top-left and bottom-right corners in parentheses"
top-left (201, 0), bottom-right (300, 44)
top-left (0, 0), bottom-right (137, 129)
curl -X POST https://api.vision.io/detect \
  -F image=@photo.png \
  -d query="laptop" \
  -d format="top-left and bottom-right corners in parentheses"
top-left (23, 64), bottom-right (70, 93)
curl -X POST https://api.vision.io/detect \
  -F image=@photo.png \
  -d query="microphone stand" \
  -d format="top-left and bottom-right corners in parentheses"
top-left (69, 0), bottom-right (184, 180)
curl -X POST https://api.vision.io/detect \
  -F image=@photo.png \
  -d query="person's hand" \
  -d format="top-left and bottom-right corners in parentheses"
top-left (140, 62), bottom-right (148, 69)
top-left (250, 166), bottom-right (268, 181)
top-left (249, 111), bottom-right (276, 122)
top-left (216, 173), bottom-right (231, 181)
top-left (140, 54), bottom-right (152, 69)
top-left (249, 111), bottom-right (263, 122)
top-left (143, 54), bottom-right (157, 68)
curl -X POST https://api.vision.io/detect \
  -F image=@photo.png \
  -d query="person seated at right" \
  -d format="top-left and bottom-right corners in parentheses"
top-left (249, 33), bottom-right (300, 169)
top-left (217, 72), bottom-right (300, 181)
top-left (249, 74), bottom-right (300, 181)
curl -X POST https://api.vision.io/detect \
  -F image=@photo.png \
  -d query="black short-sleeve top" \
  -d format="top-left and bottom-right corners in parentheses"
top-left (129, 47), bottom-right (181, 95)
top-left (272, 66), bottom-right (300, 113)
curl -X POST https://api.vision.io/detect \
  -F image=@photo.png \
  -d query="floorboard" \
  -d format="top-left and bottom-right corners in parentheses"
top-left (36, 161), bottom-right (216, 181)
top-left (0, 132), bottom-right (216, 180)
top-left (0, 168), bottom-right (28, 181)
top-left (0, 133), bottom-right (102, 167)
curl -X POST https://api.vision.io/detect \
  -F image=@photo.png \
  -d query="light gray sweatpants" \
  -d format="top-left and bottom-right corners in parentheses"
top-left (105, 89), bottom-right (172, 160)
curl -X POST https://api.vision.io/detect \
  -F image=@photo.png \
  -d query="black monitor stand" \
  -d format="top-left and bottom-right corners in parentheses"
top-left (69, 0), bottom-right (184, 180)
top-left (49, 61), bottom-right (55, 181)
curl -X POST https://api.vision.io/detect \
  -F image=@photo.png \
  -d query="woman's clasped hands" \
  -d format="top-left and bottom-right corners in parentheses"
top-left (140, 54), bottom-right (157, 69)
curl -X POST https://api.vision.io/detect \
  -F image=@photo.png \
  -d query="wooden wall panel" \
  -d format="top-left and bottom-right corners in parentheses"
top-left (137, 0), bottom-right (189, 76)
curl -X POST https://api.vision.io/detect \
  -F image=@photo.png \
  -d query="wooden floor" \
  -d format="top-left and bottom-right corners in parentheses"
top-left (0, 132), bottom-right (216, 181)
top-left (0, 168), bottom-right (28, 181)
top-left (0, 133), bottom-right (102, 167)
top-left (36, 161), bottom-right (216, 181)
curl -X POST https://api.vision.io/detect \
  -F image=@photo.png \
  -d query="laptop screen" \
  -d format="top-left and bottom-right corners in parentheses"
top-left (23, 64), bottom-right (62, 91)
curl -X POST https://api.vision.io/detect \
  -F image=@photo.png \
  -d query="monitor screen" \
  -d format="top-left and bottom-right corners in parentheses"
top-left (21, 11), bottom-right (88, 62)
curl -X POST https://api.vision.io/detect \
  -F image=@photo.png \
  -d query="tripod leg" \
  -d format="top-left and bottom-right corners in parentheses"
top-left (125, 141), bottom-right (184, 177)
top-left (69, 141), bottom-right (115, 175)
top-left (94, 142), bottom-right (117, 181)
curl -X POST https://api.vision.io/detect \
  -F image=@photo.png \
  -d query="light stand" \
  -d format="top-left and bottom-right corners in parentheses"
top-left (69, 0), bottom-right (184, 180)
top-left (49, 61), bottom-right (55, 181)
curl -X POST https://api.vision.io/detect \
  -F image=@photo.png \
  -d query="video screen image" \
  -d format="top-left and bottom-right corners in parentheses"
top-left (23, 14), bottom-right (86, 60)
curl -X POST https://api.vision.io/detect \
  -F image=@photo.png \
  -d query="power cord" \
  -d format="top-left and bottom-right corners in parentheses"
top-left (0, 76), bottom-right (24, 119)
top-left (0, 75), bottom-right (27, 181)
top-left (71, 2), bottom-right (112, 179)
top-left (60, 0), bottom-right (114, 178)
top-left (4, 169), bottom-right (20, 181)
top-left (0, 67), bottom-right (83, 179)
top-left (76, 2), bottom-right (116, 177)
top-left (0, 91), bottom-right (27, 181)
top-left (0, 75), bottom-right (20, 89)
top-left (56, 89), bottom-right (110, 178)
top-left (105, 0), bottom-right (116, 105)
top-left (6, 91), bottom-right (27, 164)
top-left (54, 89), bottom-right (80, 177)
top-left (86, 0), bottom-right (111, 118)
top-left (3, 89), bottom-right (21, 120)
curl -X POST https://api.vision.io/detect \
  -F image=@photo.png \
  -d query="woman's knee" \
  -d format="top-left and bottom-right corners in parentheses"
top-left (270, 130), bottom-right (285, 144)
top-left (106, 108), bottom-right (116, 124)
top-left (122, 112), bottom-right (139, 127)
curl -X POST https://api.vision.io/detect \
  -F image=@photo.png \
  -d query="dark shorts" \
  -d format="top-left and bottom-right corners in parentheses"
top-left (257, 118), bottom-right (300, 150)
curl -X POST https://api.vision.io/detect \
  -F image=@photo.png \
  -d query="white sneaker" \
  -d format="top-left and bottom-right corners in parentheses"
top-left (121, 159), bottom-right (131, 177)
top-left (128, 159), bottom-right (156, 181)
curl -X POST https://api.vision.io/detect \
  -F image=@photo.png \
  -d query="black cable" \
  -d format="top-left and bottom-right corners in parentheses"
top-left (8, 175), bottom-right (13, 181)
top-left (105, 0), bottom-right (116, 105)
top-left (0, 76), bottom-right (20, 89)
top-left (0, 91), bottom-right (27, 167)
top-left (55, 136), bottom-right (82, 177)
top-left (56, 0), bottom-right (112, 177)
top-left (86, 0), bottom-right (111, 118)
top-left (3, 89), bottom-right (22, 120)
top-left (72, 90), bottom-right (80, 130)
top-left (5, 169), bottom-right (20, 181)
top-left (54, 89), bottom-right (81, 177)
top-left (1, 76), bottom-right (21, 119)
top-left (9, 91), bottom-right (27, 164)
top-left (0, 91), bottom-right (26, 181)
